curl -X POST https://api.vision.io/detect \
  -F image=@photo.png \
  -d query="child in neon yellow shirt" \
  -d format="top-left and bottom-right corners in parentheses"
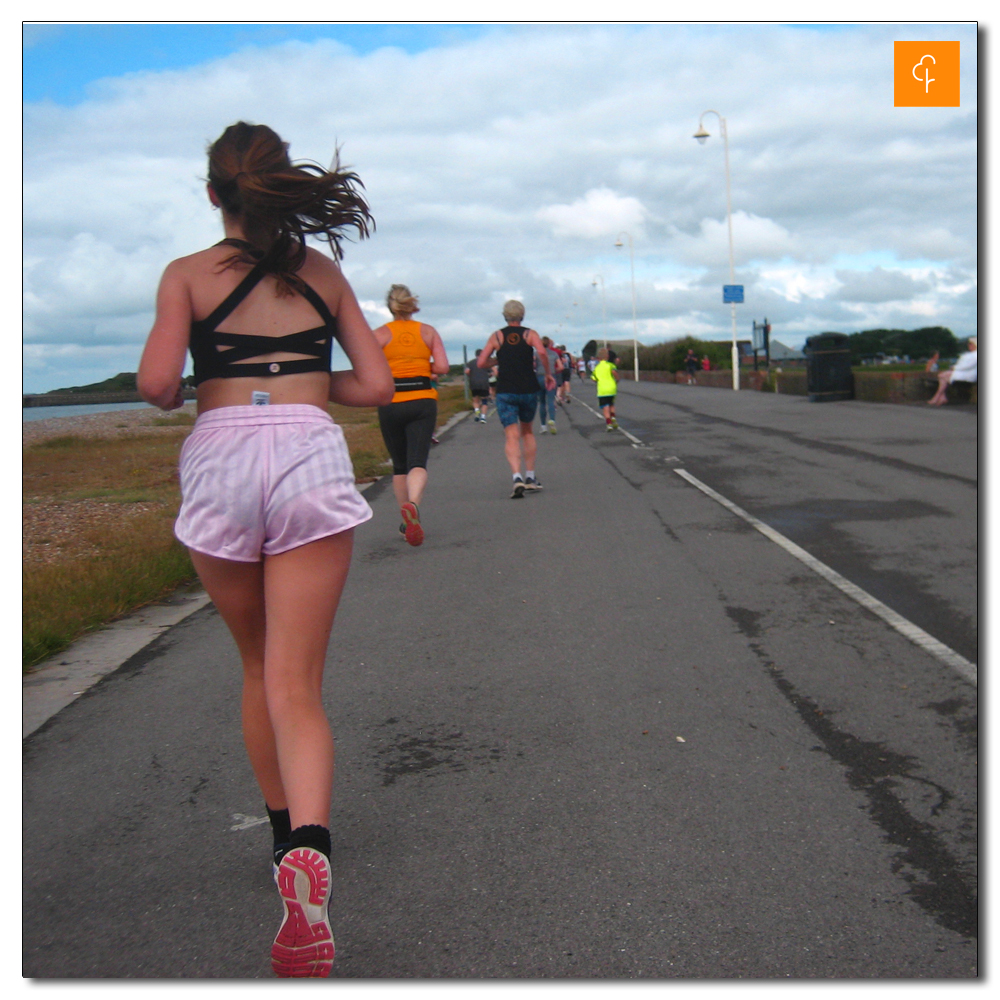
top-left (591, 348), bottom-right (620, 430)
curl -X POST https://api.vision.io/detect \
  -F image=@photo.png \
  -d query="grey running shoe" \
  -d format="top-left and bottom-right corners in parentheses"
top-left (511, 480), bottom-right (526, 499)
top-left (524, 477), bottom-right (542, 491)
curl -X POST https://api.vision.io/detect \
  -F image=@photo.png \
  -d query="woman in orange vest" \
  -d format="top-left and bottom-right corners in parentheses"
top-left (373, 285), bottom-right (449, 545)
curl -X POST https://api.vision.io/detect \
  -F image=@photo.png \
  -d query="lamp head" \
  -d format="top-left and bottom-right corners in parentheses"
top-left (693, 125), bottom-right (710, 144)
top-left (614, 239), bottom-right (624, 248)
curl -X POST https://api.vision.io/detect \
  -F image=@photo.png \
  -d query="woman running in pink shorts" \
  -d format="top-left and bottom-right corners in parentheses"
top-left (138, 122), bottom-right (393, 977)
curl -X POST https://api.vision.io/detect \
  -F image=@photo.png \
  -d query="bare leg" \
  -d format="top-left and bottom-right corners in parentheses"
top-left (391, 475), bottom-right (408, 508)
top-left (263, 531), bottom-right (354, 829)
top-left (929, 370), bottom-right (952, 405)
top-left (190, 531), bottom-right (354, 831)
top-left (519, 421), bottom-right (537, 469)
top-left (503, 423), bottom-right (523, 475)
top-left (188, 551), bottom-right (284, 809)
top-left (405, 467), bottom-right (428, 506)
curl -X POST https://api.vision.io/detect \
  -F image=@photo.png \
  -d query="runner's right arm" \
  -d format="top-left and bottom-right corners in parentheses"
top-left (138, 259), bottom-right (190, 411)
top-left (477, 332), bottom-right (502, 368)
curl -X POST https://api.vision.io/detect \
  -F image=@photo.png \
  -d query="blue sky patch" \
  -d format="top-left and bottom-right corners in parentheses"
top-left (23, 23), bottom-right (491, 105)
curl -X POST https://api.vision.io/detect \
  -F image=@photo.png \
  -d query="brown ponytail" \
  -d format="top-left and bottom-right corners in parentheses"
top-left (207, 122), bottom-right (374, 295)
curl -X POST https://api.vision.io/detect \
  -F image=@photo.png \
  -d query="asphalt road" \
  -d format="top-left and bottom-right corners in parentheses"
top-left (23, 382), bottom-right (978, 979)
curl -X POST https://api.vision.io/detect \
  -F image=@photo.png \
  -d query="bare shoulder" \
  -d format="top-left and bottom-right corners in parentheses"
top-left (174, 243), bottom-right (238, 271)
top-left (299, 246), bottom-right (345, 287)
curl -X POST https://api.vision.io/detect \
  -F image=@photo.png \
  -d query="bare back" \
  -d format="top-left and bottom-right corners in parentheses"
top-left (186, 245), bottom-right (344, 412)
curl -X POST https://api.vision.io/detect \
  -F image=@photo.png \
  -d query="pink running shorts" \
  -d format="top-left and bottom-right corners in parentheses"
top-left (175, 404), bottom-right (372, 562)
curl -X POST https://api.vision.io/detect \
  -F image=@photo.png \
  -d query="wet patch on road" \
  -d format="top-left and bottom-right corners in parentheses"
top-left (759, 497), bottom-right (945, 532)
top-left (751, 498), bottom-right (977, 665)
top-left (726, 608), bottom-right (977, 939)
top-left (725, 606), bottom-right (764, 639)
top-left (764, 664), bottom-right (976, 940)
top-left (923, 697), bottom-right (978, 755)
top-left (372, 717), bottom-right (513, 786)
top-left (364, 543), bottom-right (406, 562)
top-left (632, 397), bottom-right (978, 487)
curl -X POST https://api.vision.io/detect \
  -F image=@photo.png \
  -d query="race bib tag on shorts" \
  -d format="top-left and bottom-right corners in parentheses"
top-left (251, 391), bottom-right (271, 406)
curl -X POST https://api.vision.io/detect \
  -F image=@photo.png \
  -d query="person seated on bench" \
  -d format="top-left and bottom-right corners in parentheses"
top-left (928, 337), bottom-right (976, 406)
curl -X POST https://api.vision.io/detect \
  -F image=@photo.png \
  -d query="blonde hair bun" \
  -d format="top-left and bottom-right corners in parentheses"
top-left (387, 284), bottom-right (420, 316)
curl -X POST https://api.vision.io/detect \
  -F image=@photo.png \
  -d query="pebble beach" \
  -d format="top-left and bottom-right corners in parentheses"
top-left (22, 401), bottom-right (197, 448)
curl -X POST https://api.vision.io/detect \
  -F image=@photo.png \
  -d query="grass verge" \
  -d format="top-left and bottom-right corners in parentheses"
top-left (22, 385), bottom-right (472, 670)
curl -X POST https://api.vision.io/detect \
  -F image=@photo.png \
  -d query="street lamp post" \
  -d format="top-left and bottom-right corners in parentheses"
top-left (591, 275), bottom-right (608, 349)
top-left (694, 109), bottom-right (740, 391)
top-left (614, 232), bottom-right (640, 383)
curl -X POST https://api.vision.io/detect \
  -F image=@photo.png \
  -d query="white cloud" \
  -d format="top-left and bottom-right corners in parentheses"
top-left (757, 265), bottom-right (841, 304)
top-left (537, 188), bottom-right (646, 240)
top-left (21, 23), bottom-right (978, 389)
top-left (669, 211), bottom-right (796, 267)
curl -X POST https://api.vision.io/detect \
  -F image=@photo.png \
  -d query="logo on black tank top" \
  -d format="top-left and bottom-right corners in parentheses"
top-left (506, 331), bottom-right (522, 346)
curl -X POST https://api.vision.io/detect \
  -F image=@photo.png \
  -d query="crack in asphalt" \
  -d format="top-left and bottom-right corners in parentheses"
top-left (724, 606), bottom-right (976, 940)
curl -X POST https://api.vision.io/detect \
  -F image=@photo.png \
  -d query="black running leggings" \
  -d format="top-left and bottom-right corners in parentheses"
top-left (377, 398), bottom-right (438, 475)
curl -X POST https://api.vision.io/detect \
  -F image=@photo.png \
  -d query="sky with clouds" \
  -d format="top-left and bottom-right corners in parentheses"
top-left (22, 21), bottom-right (977, 393)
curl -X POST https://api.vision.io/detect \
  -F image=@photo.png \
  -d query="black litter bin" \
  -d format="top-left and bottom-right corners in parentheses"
top-left (805, 333), bottom-right (854, 402)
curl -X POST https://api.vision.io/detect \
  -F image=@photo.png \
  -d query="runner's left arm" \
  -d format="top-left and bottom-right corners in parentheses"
top-left (425, 325), bottom-right (451, 375)
top-left (525, 330), bottom-right (556, 389)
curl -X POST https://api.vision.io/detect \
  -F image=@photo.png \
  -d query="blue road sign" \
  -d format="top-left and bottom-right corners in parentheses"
top-left (723, 284), bottom-right (744, 303)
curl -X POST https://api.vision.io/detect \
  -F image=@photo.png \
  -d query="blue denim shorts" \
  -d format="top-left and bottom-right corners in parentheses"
top-left (495, 392), bottom-right (538, 427)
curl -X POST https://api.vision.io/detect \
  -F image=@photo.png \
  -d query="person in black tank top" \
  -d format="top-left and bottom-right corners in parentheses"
top-left (476, 300), bottom-right (554, 498)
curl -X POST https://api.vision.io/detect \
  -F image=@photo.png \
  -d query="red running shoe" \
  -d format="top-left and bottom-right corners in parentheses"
top-left (401, 502), bottom-right (424, 546)
top-left (271, 848), bottom-right (335, 978)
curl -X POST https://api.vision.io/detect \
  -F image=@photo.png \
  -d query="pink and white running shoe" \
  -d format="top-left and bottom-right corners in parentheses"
top-left (271, 848), bottom-right (335, 978)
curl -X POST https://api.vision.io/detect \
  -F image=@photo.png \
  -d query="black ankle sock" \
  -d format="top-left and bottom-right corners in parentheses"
top-left (287, 824), bottom-right (331, 859)
top-left (266, 806), bottom-right (292, 861)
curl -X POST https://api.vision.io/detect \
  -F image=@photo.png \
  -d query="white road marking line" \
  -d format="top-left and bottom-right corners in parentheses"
top-left (575, 397), bottom-right (648, 447)
top-left (230, 813), bottom-right (270, 831)
top-left (673, 468), bottom-right (977, 687)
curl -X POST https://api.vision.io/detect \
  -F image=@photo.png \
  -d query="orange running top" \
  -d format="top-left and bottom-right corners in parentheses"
top-left (383, 319), bottom-right (437, 403)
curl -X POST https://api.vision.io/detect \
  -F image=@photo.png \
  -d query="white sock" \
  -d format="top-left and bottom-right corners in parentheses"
top-left (513, 473), bottom-right (523, 482)
top-left (526, 470), bottom-right (535, 480)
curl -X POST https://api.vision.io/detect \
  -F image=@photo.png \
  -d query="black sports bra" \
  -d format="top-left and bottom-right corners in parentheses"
top-left (189, 240), bottom-right (336, 386)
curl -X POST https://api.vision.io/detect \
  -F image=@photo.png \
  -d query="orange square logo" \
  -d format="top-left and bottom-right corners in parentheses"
top-left (894, 41), bottom-right (960, 107)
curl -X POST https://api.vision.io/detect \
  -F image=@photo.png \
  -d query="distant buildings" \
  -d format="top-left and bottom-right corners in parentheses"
top-left (769, 340), bottom-right (804, 361)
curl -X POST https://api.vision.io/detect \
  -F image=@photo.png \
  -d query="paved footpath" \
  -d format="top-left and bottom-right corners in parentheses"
top-left (23, 385), bottom-right (977, 978)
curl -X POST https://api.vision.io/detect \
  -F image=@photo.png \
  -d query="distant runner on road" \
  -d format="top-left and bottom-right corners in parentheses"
top-left (557, 345), bottom-right (574, 405)
top-left (591, 347), bottom-right (620, 431)
top-left (477, 300), bottom-right (554, 498)
top-left (465, 349), bottom-right (492, 423)
top-left (536, 335), bottom-right (562, 435)
top-left (372, 284), bottom-right (450, 546)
